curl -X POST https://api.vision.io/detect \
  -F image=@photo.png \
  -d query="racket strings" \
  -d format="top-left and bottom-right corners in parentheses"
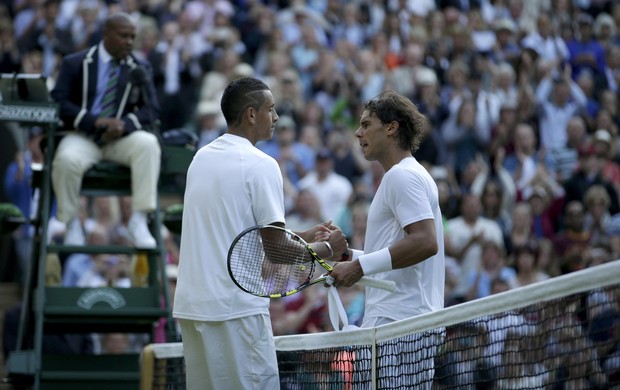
top-left (229, 228), bottom-right (315, 296)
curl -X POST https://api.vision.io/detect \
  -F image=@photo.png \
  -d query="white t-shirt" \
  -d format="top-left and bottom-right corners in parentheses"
top-left (173, 134), bottom-right (285, 321)
top-left (361, 157), bottom-right (445, 326)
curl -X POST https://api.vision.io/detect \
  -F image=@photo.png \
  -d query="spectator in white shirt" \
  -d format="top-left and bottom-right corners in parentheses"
top-left (299, 148), bottom-right (353, 222)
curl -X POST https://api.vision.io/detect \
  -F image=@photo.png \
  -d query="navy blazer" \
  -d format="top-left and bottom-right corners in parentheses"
top-left (51, 45), bottom-right (160, 138)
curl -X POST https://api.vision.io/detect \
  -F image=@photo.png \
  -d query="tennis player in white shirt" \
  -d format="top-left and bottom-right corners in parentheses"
top-left (328, 90), bottom-right (445, 388)
top-left (173, 77), bottom-right (347, 389)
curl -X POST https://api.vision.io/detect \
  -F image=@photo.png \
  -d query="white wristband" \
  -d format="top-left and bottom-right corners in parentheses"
top-left (350, 249), bottom-right (364, 261)
top-left (358, 248), bottom-right (392, 275)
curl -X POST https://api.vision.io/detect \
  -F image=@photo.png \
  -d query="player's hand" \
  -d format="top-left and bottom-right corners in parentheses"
top-left (326, 228), bottom-right (348, 261)
top-left (303, 220), bottom-right (332, 243)
top-left (329, 260), bottom-right (363, 288)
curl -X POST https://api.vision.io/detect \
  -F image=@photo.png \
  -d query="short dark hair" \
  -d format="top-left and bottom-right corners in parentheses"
top-left (363, 90), bottom-right (428, 155)
top-left (221, 77), bottom-right (270, 128)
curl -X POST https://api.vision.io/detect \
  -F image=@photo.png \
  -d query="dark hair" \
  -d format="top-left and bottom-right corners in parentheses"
top-left (363, 90), bottom-right (428, 155)
top-left (220, 77), bottom-right (270, 128)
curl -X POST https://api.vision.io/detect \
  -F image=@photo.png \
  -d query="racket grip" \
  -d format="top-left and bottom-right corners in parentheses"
top-left (358, 277), bottom-right (396, 292)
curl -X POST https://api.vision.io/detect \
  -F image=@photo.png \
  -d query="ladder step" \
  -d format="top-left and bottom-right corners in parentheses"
top-left (40, 354), bottom-right (140, 390)
top-left (46, 244), bottom-right (159, 255)
top-left (42, 286), bottom-right (168, 331)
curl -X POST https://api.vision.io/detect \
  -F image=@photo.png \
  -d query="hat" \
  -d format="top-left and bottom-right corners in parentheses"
top-left (500, 99), bottom-right (518, 111)
top-left (577, 13), bottom-right (594, 25)
top-left (166, 263), bottom-right (178, 280)
top-left (29, 126), bottom-right (44, 138)
top-left (276, 115), bottom-right (296, 129)
top-left (316, 148), bottom-right (332, 160)
top-left (594, 129), bottom-right (612, 144)
top-left (494, 18), bottom-right (516, 33)
top-left (197, 100), bottom-right (220, 117)
top-left (416, 68), bottom-right (438, 86)
top-left (233, 63), bottom-right (254, 78)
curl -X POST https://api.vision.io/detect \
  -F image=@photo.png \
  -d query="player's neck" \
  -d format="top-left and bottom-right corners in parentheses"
top-left (379, 148), bottom-right (411, 172)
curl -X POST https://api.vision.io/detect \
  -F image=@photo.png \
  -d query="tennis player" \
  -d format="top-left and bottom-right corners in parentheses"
top-left (328, 90), bottom-right (445, 388)
top-left (172, 77), bottom-right (347, 389)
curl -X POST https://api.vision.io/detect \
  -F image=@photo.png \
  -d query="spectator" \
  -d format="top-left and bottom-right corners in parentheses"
top-left (471, 150), bottom-right (517, 238)
top-left (549, 115), bottom-right (588, 184)
top-left (390, 42), bottom-right (428, 98)
top-left (604, 44), bottom-right (620, 93)
top-left (259, 115), bottom-right (315, 188)
top-left (16, 0), bottom-right (74, 77)
top-left (289, 23), bottom-right (322, 94)
top-left (521, 13), bottom-right (570, 69)
top-left (285, 188), bottom-right (324, 233)
top-left (271, 67), bottom-right (305, 121)
top-left (553, 200), bottom-right (591, 274)
top-left (325, 126), bottom-right (369, 185)
top-left (575, 69), bottom-right (601, 125)
top-left (62, 223), bottom-right (111, 287)
top-left (445, 192), bottom-right (504, 303)
top-left (298, 148), bottom-right (353, 222)
top-left (525, 185), bottom-right (558, 241)
top-left (148, 19), bottom-right (203, 131)
top-left (592, 129), bottom-right (620, 195)
top-left (270, 286), bottom-right (327, 336)
top-left (567, 13), bottom-right (607, 89)
top-left (564, 143), bottom-right (620, 216)
top-left (464, 240), bottom-right (517, 301)
top-left (3, 126), bottom-right (44, 284)
top-left (77, 253), bottom-right (130, 288)
top-left (0, 17), bottom-right (21, 73)
top-left (476, 177), bottom-right (514, 243)
top-left (489, 101), bottom-right (518, 157)
top-left (194, 100), bottom-right (225, 148)
top-left (441, 100), bottom-right (491, 182)
top-left (503, 123), bottom-right (555, 197)
top-left (583, 184), bottom-right (614, 247)
top-left (490, 19), bottom-right (521, 65)
top-left (507, 201), bottom-right (534, 254)
top-left (512, 241), bottom-right (550, 287)
top-left (535, 63), bottom-right (588, 152)
top-left (69, 0), bottom-right (103, 52)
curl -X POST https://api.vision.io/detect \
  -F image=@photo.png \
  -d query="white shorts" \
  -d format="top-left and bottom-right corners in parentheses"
top-left (179, 314), bottom-right (280, 389)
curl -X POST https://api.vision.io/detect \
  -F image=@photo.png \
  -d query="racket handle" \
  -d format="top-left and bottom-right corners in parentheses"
top-left (358, 277), bottom-right (396, 292)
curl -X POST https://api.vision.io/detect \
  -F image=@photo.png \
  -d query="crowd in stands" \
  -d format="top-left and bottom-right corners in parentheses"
top-left (2, 0), bottom-right (620, 344)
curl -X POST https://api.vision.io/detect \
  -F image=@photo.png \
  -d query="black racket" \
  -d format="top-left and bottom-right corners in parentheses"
top-left (227, 225), bottom-right (396, 298)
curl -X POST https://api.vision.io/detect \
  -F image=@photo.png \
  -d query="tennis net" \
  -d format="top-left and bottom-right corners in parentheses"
top-left (141, 260), bottom-right (620, 389)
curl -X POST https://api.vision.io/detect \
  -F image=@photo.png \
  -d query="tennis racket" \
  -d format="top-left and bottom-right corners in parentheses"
top-left (227, 225), bottom-right (397, 298)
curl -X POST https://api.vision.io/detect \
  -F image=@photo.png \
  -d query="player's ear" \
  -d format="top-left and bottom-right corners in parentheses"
top-left (385, 121), bottom-right (399, 135)
top-left (246, 106), bottom-right (257, 125)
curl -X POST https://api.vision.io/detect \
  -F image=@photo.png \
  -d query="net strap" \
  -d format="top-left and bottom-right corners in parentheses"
top-left (328, 285), bottom-right (361, 332)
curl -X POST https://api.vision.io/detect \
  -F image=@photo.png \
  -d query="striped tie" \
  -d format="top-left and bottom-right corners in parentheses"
top-left (100, 61), bottom-right (119, 118)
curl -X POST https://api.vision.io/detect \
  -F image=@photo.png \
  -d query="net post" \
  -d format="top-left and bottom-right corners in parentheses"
top-left (139, 344), bottom-right (155, 390)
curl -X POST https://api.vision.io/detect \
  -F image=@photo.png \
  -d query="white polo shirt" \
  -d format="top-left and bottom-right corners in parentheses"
top-left (173, 134), bottom-right (285, 321)
top-left (361, 157), bottom-right (445, 326)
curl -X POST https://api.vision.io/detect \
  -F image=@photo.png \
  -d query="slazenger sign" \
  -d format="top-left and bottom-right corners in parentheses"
top-left (0, 104), bottom-right (58, 123)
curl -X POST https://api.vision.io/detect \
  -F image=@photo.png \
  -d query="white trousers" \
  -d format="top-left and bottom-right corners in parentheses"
top-left (179, 315), bottom-right (280, 390)
top-left (51, 131), bottom-right (160, 223)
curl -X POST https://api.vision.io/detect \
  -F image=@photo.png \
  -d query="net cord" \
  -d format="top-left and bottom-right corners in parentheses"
top-left (145, 259), bottom-right (620, 357)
